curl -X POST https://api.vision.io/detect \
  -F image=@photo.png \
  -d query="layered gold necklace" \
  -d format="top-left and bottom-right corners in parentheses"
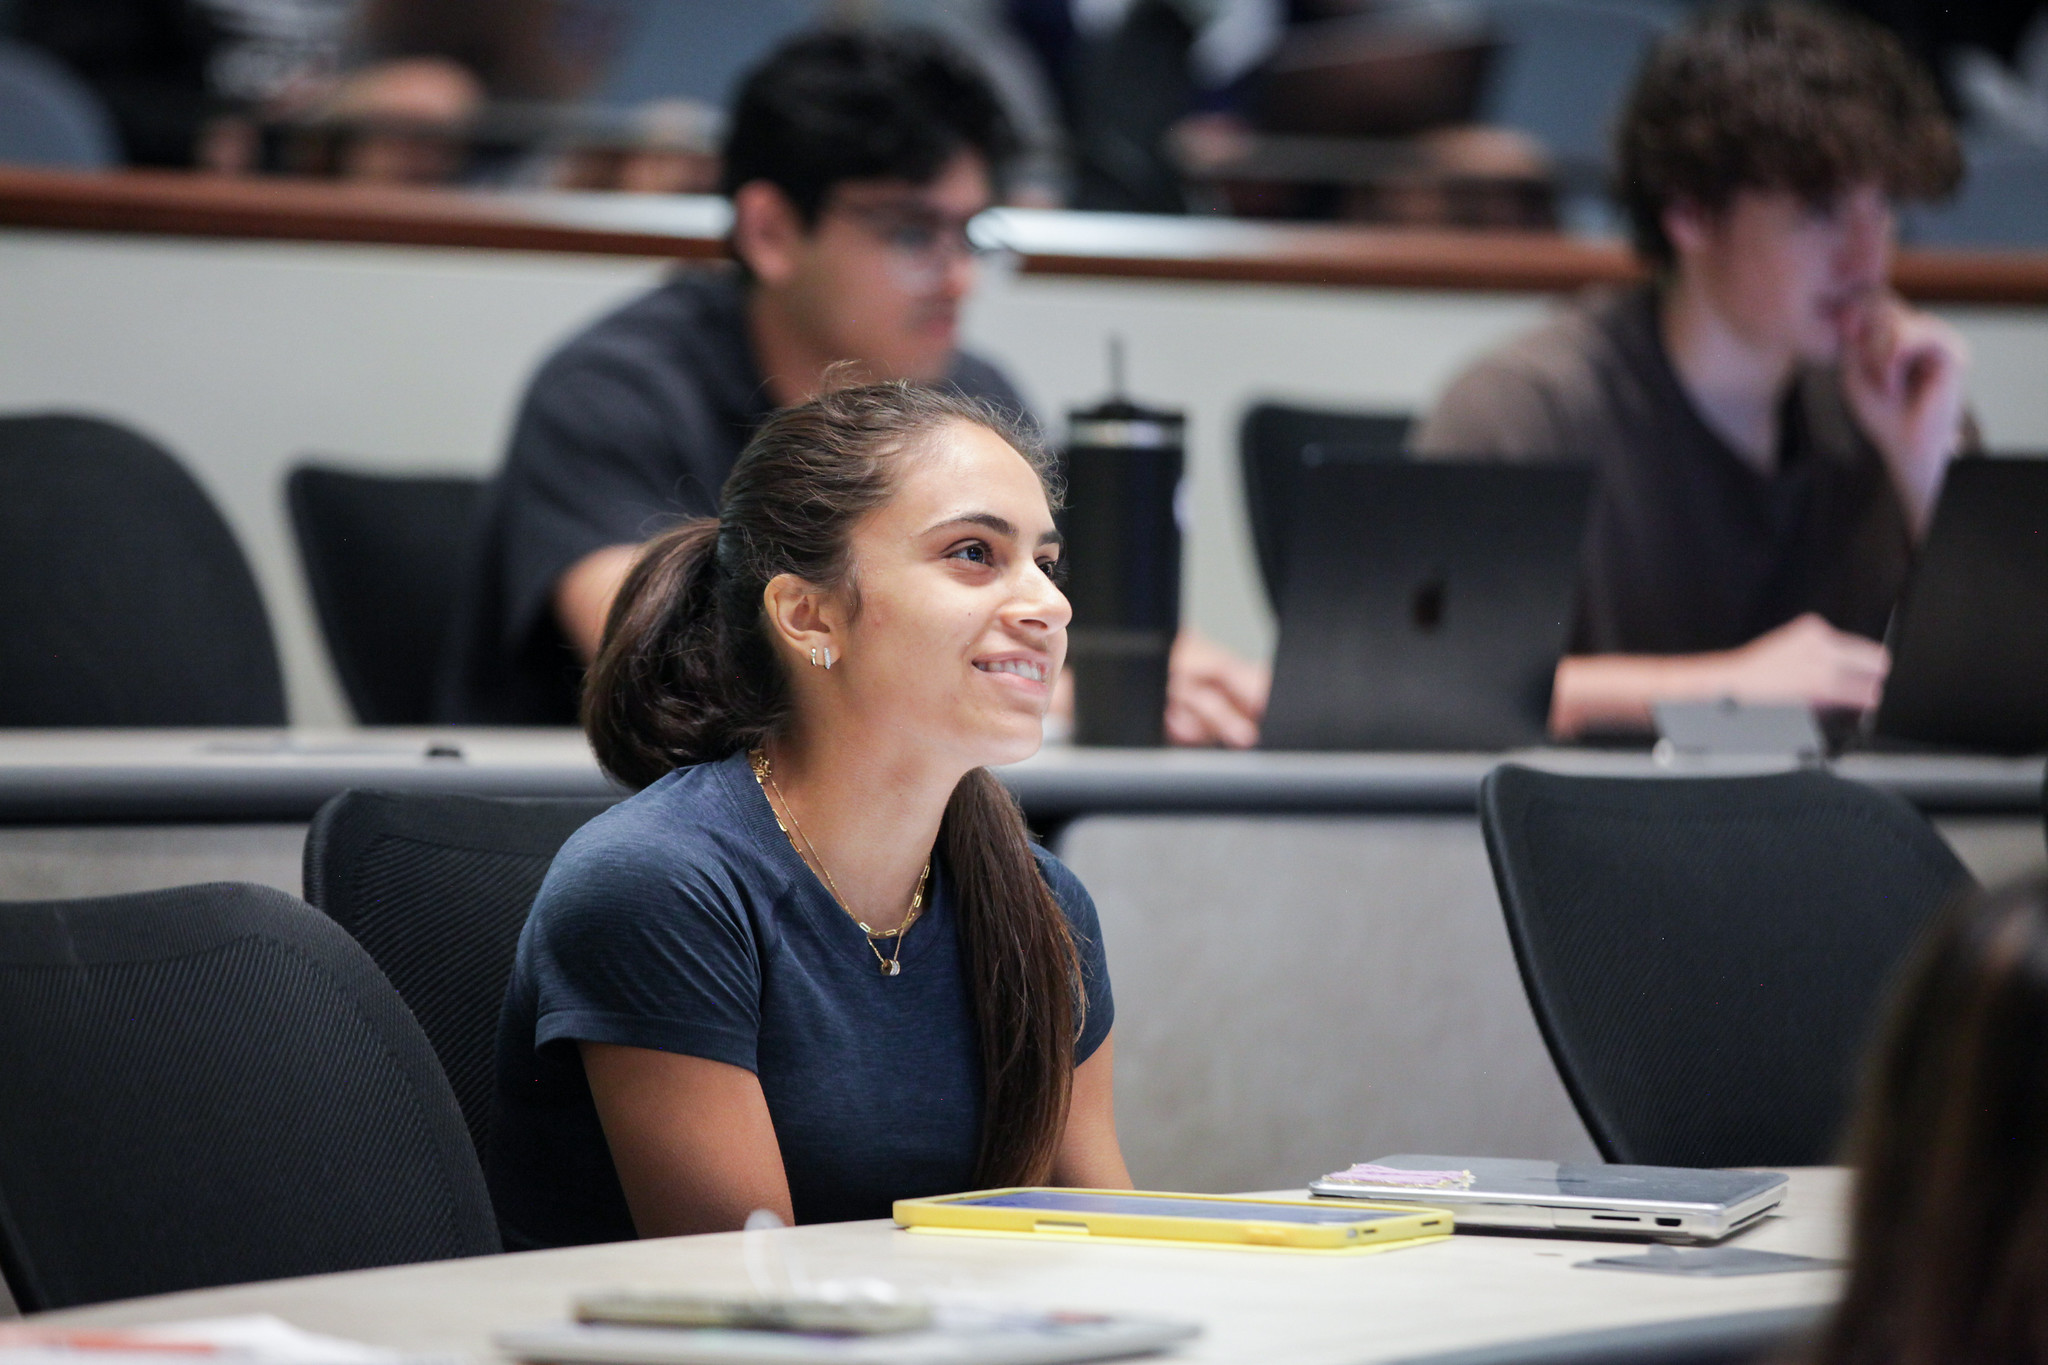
top-left (749, 748), bottom-right (930, 977)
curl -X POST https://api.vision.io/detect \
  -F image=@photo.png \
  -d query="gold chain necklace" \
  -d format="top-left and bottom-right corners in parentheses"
top-left (749, 748), bottom-right (930, 977)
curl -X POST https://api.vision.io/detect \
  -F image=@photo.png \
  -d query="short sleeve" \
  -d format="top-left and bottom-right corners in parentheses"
top-left (1033, 847), bottom-right (1115, 1064)
top-left (1410, 352), bottom-right (1577, 463)
top-left (522, 835), bottom-right (764, 1072)
top-left (494, 351), bottom-right (718, 654)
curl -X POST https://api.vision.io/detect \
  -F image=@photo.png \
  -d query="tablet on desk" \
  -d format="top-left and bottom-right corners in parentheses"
top-left (1309, 1157), bottom-right (1785, 1243)
top-left (895, 1186), bottom-right (1452, 1251)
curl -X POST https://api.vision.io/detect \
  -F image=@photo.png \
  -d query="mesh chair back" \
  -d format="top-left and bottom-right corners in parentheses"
top-left (303, 790), bottom-right (618, 1161)
top-left (1239, 402), bottom-right (1412, 610)
top-left (0, 414), bottom-right (285, 725)
top-left (1479, 764), bottom-right (1971, 1168)
top-left (287, 465), bottom-right (486, 724)
top-left (0, 882), bottom-right (498, 1311)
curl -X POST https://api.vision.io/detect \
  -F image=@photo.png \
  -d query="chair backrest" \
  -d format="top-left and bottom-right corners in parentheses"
top-left (0, 414), bottom-right (286, 726)
top-left (303, 790), bottom-right (619, 1161)
top-left (1479, 763), bottom-right (1971, 1168)
top-left (1388, 1305), bottom-right (1822, 1365)
top-left (0, 882), bottom-right (498, 1311)
top-left (286, 465), bottom-right (487, 724)
top-left (1239, 401), bottom-right (1412, 610)
top-left (0, 38), bottom-right (118, 169)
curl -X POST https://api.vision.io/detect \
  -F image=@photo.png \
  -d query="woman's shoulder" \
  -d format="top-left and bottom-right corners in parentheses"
top-left (541, 753), bottom-right (779, 915)
top-left (1030, 844), bottom-right (1100, 935)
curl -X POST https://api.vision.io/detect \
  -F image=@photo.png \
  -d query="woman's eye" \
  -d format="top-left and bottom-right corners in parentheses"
top-left (1040, 556), bottom-right (1069, 585)
top-left (949, 541), bottom-right (993, 566)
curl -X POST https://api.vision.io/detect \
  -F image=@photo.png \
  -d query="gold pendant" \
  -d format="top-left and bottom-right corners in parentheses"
top-left (882, 959), bottom-right (901, 976)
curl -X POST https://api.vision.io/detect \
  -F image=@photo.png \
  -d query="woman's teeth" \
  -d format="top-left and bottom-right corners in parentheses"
top-left (978, 659), bottom-right (1046, 682)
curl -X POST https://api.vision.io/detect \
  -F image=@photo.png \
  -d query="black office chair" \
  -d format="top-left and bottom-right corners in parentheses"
top-left (287, 465), bottom-right (487, 724)
top-left (1480, 764), bottom-right (1971, 1169)
top-left (303, 790), bottom-right (619, 1162)
top-left (1387, 1306), bottom-right (1822, 1365)
top-left (1239, 401), bottom-right (1413, 610)
top-left (0, 413), bottom-right (286, 726)
top-left (0, 882), bottom-right (498, 1311)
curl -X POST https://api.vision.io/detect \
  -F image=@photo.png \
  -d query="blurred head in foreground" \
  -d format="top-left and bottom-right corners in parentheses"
top-left (1615, 2), bottom-right (1960, 365)
top-left (1817, 872), bottom-right (2048, 1365)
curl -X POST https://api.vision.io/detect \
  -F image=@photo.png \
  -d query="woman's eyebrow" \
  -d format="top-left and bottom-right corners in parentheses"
top-left (926, 512), bottom-right (1063, 546)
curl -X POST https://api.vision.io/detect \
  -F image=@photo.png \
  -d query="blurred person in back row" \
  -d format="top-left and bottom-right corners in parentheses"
top-left (1413, 3), bottom-right (1968, 738)
top-left (1810, 871), bottom-right (2048, 1365)
top-left (437, 25), bottom-right (1267, 744)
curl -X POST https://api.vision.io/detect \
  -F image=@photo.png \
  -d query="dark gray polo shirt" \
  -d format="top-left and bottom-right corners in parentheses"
top-left (1412, 283), bottom-right (1915, 656)
top-left (437, 267), bottom-right (1029, 724)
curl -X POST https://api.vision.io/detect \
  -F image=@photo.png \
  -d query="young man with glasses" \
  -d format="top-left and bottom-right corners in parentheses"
top-left (438, 29), bottom-right (1021, 725)
top-left (441, 25), bottom-right (1265, 743)
top-left (1412, 3), bottom-right (1968, 738)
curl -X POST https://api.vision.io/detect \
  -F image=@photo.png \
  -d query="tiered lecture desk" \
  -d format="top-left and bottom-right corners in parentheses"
top-left (1, 728), bottom-right (2039, 1196)
top-left (33, 1168), bottom-right (1850, 1363)
top-left (5, 164), bottom-right (2048, 299)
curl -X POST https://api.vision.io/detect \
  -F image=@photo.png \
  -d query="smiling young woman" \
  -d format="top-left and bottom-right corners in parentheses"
top-left (484, 382), bottom-right (1132, 1249)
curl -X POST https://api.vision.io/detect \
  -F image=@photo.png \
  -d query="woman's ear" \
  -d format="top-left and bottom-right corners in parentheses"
top-left (761, 572), bottom-right (840, 667)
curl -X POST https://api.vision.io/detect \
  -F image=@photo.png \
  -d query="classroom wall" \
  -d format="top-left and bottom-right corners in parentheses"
top-left (4, 226), bottom-right (2047, 727)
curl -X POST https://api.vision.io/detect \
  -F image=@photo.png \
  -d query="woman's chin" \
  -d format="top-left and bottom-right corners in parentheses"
top-left (971, 712), bottom-right (1049, 769)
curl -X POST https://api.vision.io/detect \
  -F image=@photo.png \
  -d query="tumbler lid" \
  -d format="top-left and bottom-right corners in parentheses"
top-left (1069, 398), bottom-right (1185, 450)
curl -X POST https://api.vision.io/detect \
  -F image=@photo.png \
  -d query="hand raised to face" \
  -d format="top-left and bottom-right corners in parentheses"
top-left (1838, 292), bottom-right (1970, 538)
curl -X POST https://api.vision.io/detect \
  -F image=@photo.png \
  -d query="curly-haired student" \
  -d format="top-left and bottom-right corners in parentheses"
top-left (1414, 3), bottom-right (1969, 738)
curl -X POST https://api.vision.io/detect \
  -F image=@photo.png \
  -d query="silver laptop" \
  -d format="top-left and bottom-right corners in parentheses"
top-left (1308, 1155), bottom-right (1787, 1243)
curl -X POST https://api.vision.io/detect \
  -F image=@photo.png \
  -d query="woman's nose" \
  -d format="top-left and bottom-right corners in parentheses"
top-left (1012, 567), bottom-right (1072, 632)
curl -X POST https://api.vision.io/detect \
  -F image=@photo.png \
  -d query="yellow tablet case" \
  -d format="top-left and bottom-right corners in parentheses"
top-left (893, 1187), bottom-right (1453, 1253)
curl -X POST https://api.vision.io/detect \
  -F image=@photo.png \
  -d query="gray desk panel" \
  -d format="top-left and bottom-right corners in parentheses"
top-left (0, 731), bottom-right (2040, 824)
top-left (0, 729), bottom-right (621, 823)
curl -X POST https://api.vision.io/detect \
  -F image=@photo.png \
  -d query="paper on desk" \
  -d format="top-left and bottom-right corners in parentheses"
top-left (0, 1316), bottom-right (460, 1365)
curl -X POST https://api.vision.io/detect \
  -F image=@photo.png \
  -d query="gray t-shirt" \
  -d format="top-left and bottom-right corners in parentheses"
top-left (436, 268), bottom-right (1030, 723)
top-left (1412, 284), bottom-right (1913, 656)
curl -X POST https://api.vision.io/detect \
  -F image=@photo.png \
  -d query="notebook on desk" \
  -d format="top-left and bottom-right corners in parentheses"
top-left (1260, 460), bottom-right (1594, 751)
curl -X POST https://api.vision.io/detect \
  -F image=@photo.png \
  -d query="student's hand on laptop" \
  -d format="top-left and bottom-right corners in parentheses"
top-left (1550, 613), bottom-right (1888, 737)
top-left (1840, 293), bottom-right (1970, 540)
top-left (1709, 613), bottom-right (1891, 712)
top-left (1165, 628), bottom-right (1269, 748)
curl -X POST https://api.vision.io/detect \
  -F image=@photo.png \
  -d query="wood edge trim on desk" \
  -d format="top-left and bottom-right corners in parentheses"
top-left (0, 166), bottom-right (726, 261)
top-left (4, 167), bottom-right (2048, 304)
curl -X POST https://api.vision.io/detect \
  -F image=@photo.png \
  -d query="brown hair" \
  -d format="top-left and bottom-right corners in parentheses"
top-left (1811, 873), bottom-right (2048, 1365)
top-left (582, 380), bottom-right (1082, 1188)
top-left (1616, 2), bottom-right (1961, 267)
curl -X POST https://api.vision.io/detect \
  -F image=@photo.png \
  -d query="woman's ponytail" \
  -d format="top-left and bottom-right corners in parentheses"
top-left (582, 517), bottom-right (785, 789)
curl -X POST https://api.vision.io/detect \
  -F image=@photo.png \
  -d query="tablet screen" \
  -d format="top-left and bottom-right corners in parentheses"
top-left (948, 1191), bottom-right (1413, 1224)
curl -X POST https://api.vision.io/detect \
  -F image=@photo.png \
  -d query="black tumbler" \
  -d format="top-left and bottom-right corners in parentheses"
top-left (1061, 398), bottom-right (1185, 746)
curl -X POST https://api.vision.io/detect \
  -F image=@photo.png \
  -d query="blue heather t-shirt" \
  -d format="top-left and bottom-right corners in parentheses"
top-left (486, 750), bottom-right (1114, 1249)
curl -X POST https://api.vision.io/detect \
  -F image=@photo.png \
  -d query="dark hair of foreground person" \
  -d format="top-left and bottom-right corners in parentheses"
top-left (1814, 872), bottom-right (2048, 1365)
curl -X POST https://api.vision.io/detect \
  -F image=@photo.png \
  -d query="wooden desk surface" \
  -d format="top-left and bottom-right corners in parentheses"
top-left (4, 166), bottom-right (2046, 304)
top-left (34, 1171), bottom-right (1847, 1363)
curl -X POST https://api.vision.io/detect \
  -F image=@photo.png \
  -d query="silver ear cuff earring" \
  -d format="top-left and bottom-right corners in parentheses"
top-left (809, 647), bottom-right (834, 669)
